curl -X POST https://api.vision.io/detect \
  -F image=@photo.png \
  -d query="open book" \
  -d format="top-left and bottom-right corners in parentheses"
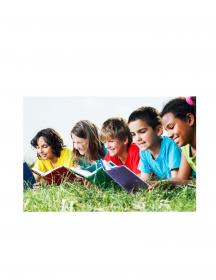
top-left (32, 166), bottom-right (77, 185)
top-left (71, 160), bottom-right (148, 192)
top-left (31, 160), bottom-right (148, 192)
top-left (31, 162), bottom-right (114, 186)
top-left (68, 162), bottom-right (115, 188)
top-left (100, 160), bottom-right (149, 193)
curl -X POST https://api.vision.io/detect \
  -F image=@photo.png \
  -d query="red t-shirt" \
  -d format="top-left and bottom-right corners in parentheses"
top-left (104, 143), bottom-right (140, 174)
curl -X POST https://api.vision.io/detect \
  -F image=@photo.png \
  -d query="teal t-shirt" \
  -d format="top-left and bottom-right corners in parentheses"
top-left (138, 136), bottom-right (182, 179)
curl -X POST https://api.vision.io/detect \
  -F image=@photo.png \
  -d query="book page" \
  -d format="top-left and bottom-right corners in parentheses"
top-left (31, 168), bottom-right (43, 176)
top-left (32, 165), bottom-right (67, 176)
top-left (70, 167), bottom-right (92, 178)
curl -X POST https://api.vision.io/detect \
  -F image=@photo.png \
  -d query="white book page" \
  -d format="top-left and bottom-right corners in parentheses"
top-left (32, 165), bottom-right (66, 176)
top-left (31, 168), bottom-right (44, 176)
top-left (70, 167), bottom-right (92, 178)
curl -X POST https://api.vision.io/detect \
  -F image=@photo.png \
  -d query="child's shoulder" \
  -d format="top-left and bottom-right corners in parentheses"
top-left (61, 146), bottom-right (72, 154)
top-left (129, 143), bottom-right (139, 153)
top-left (181, 144), bottom-right (191, 156)
top-left (60, 147), bottom-right (73, 160)
top-left (162, 136), bottom-right (178, 146)
top-left (33, 157), bottom-right (49, 173)
top-left (161, 137), bottom-right (181, 157)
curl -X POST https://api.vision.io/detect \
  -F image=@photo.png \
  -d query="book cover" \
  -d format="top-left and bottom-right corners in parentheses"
top-left (101, 160), bottom-right (148, 193)
top-left (70, 166), bottom-right (114, 188)
top-left (23, 162), bottom-right (36, 189)
top-left (32, 166), bottom-right (77, 185)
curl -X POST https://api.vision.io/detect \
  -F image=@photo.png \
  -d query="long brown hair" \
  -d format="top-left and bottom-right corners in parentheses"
top-left (70, 120), bottom-right (105, 164)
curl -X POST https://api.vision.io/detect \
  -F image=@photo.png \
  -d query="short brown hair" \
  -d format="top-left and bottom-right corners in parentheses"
top-left (128, 106), bottom-right (161, 129)
top-left (100, 117), bottom-right (132, 146)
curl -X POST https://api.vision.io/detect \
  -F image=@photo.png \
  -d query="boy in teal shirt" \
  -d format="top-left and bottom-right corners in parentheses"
top-left (128, 106), bottom-right (181, 182)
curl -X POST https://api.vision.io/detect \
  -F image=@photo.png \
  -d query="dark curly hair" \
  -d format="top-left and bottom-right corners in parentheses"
top-left (31, 128), bottom-right (65, 158)
top-left (71, 120), bottom-right (105, 163)
top-left (128, 106), bottom-right (161, 129)
top-left (100, 117), bottom-right (132, 147)
top-left (160, 97), bottom-right (196, 122)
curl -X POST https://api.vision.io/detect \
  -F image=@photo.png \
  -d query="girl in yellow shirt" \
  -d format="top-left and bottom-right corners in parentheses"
top-left (31, 128), bottom-right (73, 181)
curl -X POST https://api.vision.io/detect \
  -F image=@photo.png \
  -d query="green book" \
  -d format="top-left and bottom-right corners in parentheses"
top-left (70, 164), bottom-right (115, 188)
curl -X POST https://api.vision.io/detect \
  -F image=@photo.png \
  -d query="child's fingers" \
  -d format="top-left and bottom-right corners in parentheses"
top-left (33, 182), bottom-right (41, 189)
top-left (147, 180), bottom-right (158, 190)
top-left (74, 176), bottom-right (84, 182)
top-left (83, 179), bottom-right (91, 187)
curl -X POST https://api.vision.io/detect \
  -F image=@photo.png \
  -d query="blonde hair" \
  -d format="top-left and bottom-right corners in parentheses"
top-left (100, 117), bottom-right (132, 146)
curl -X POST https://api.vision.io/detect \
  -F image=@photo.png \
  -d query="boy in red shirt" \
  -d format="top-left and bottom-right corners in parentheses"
top-left (100, 117), bottom-right (140, 174)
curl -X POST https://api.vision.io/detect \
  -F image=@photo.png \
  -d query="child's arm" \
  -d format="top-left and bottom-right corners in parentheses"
top-left (167, 154), bottom-right (195, 186)
top-left (174, 153), bottom-right (192, 181)
top-left (32, 173), bottom-right (41, 182)
top-left (146, 153), bottom-right (196, 189)
top-left (148, 178), bottom-right (196, 190)
top-left (138, 154), bottom-right (152, 183)
top-left (167, 140), bottom-right (182, 179)
top-left (147, 153), bottom-right (195, 189)
top-left (170, 169), bottom-right (179, 178)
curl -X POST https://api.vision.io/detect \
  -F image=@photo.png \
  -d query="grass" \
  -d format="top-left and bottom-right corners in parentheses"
top-left (23, 181), bottom-right (196, 212)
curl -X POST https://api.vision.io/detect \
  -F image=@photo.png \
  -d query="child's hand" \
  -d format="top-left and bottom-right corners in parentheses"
top-left (147, 180), bottom-right (175, 190)
top-left (147, 180), bottom-right (159, 190)
top-left (73, 176), bottom-right (90, 187)
top-left (73, 175), bottom-right (84, 183)
top-left (33, 182), bottom-right (41, 190)
top-left (83, 179), bottom-right (91, 187)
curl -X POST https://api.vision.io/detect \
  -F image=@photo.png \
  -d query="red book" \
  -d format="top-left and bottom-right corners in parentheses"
top-left (32, 166), bottom-right (77, 185)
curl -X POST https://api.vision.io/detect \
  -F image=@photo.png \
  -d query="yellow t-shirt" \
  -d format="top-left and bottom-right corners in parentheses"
top-left (33, 147), bottom-right (73, 173)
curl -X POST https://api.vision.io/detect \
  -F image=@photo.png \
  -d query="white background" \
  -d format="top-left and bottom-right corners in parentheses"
top-left (0, 1), bottom-right (216, 280)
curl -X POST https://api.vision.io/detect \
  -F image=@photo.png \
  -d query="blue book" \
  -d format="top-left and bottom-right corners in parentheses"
top-left (100, 160), bottom-right (148, 193)
top-left (23, 162), bottom-right (36, 189)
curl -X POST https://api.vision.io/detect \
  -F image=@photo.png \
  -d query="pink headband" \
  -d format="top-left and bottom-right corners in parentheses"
top-left (185, 96), bottom-right (195, 106)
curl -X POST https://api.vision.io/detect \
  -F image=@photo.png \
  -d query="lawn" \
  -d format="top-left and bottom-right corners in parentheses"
top-left (23, 181), bottom-right (196, 212)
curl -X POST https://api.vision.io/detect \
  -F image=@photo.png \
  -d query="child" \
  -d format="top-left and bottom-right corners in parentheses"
top-left (100, 117), bottom-right (140, 174)
top-left (31, 128), bottom-right (73, 181)
top-left (128, 106), bottom-right (181, 182)
top-left (161, 96), bottom-right (196, 182)
top-left (71, 120), bottom-right (107, 169)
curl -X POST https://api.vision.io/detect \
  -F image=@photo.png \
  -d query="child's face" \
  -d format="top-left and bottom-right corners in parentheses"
top-left (36, 137), bottom-right (55, 160)
top-left (71, 134), bottom-right (89, 155)
top-left (104, 138), bottom-right (127, 157)
top-left (128, 119), bottom-right (161, 151)
top-left (162, 112), bottom-right (194, 147)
